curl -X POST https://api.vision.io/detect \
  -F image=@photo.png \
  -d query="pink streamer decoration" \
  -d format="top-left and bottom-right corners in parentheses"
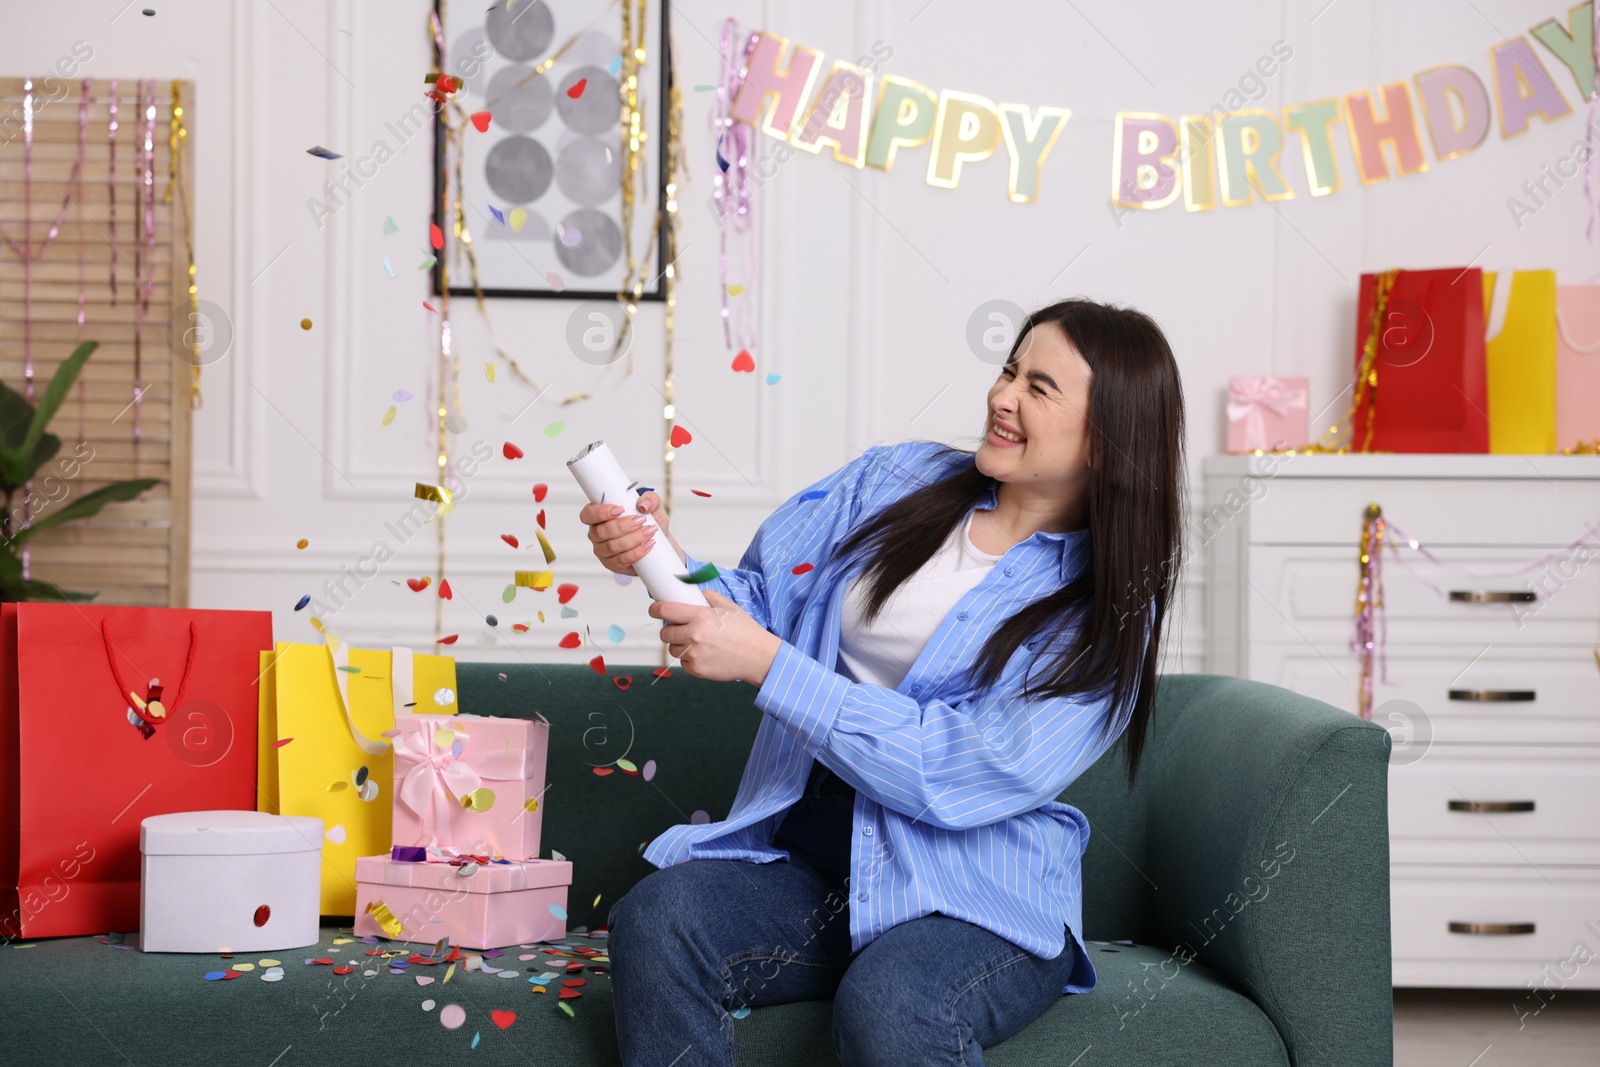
top-left (1381, 517), bottom-right (1600, 598)
top-left (108, 80), bottom-right (119, 305)
top-left (1349, 510), bottom-right (1386, 720)
top-left (1589, 2), bottom-right (1599, 242)
top-left (714, 21), bottom-right (759, 356)
top-left (132, 79), bottom-right (158, 458)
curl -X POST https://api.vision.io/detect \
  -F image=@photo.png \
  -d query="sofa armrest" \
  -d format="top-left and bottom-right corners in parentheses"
top-left (1140, 675), bottom-right (1393, 1067)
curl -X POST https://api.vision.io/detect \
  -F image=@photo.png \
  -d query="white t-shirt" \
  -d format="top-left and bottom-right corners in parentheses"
top-left (836, 510), bottom-right (1002, 690)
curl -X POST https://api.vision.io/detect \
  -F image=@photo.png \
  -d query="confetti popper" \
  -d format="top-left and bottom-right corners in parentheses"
top-left (364, 899), bottom-right (404, 939)
top-left (566, 441), bottom-right (707, 606)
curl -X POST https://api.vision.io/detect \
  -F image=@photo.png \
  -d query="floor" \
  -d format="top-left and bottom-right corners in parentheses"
top-left (1394, 988), bottom-right (1600, 1066)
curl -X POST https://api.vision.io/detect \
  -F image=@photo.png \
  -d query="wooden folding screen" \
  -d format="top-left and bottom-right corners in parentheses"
top-left (0, 77), bottom-right (193, 606)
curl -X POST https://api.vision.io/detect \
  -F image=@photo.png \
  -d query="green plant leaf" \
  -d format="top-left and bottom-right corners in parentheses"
top-left (32, 432), bottom-right (61, 473)
top-left (0, 384), bottom-right (34, 449)
top-left (20, 342), bottom-right (96, 464)
top-left (8, 478), bottom-right (160, 545)
top-left (9, 578), bottom-right (97, 602)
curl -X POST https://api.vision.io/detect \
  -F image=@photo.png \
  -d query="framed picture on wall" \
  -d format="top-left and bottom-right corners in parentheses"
top-left (432, 0), bottom-right (669, 301)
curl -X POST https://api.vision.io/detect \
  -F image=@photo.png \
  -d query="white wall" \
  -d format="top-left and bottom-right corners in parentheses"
top-left (2, 0), bottom-right (1591, 671)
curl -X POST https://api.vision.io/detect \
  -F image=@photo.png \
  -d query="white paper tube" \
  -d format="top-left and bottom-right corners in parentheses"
top-left (567, 441), bottom-right (708, 606)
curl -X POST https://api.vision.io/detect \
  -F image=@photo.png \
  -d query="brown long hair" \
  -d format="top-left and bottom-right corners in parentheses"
top-left (828, 299), bottom-right (1186, 784)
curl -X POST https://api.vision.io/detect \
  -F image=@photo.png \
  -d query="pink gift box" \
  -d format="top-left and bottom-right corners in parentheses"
top-left (392, 713), bottom-right (547, 860)
top-left (352, 855), bottom-right (572, 950)
top-left (1226, 376), bottom-right (1309, 452)
top-left (1557, 286), bottom-right (1600, 450)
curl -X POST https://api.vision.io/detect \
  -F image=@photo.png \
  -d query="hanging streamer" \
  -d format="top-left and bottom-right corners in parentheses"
top-left (1351, 503), bottom-right (1387, 721)
top-left (714, 21), bottom-right (759, 357)
top-left (165, 81), bottom-right (202, 407)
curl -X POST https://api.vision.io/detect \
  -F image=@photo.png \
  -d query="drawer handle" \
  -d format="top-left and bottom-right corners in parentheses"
top-left (1448, 688), bottom-right (1537, 702)
top-left (1448, 921), bottom-right (1536, 936)
top-left (1448, 589), bottom-right (1537, 603)
top-left (1448, 800), bottom-right (1535, 813)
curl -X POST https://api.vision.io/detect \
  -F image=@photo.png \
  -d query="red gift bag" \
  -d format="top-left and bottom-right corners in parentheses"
top-left (1351, 268), bottom-right (1489, 453)
top-left (0, 604), bottom-right (272, 939)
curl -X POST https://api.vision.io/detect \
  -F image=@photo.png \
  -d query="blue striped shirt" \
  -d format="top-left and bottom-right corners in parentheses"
top-left (643, 440), bottom-right (1127, 995)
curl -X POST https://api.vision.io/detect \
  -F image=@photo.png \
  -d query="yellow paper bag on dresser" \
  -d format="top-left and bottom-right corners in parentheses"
top-left (1483, 270), bottom-right (1557, 454)
top-left (257, 642), bottom-right (458, 915)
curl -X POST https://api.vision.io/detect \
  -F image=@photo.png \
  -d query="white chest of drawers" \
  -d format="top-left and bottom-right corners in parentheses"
top-left (1202, 453), bottom-right (1600, 989)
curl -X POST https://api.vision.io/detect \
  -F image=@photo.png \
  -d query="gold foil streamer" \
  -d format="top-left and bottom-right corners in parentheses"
top-left (414, 483), bottom-right (451, 504)
top-left (1561, 438), bottom-right (1600, 454)
top-left (515, 570), bottom-right (555, 589)
top-left (163, 81), bottom-right (201, 408)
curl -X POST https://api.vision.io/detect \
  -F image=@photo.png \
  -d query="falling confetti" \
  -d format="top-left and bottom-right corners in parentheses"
top-left (545, 270), bottom-right (565, 291)
top-left (326, 824), bottom-right (347, 844)
top-left (501, 534), bottom-right (520, 548)
top-left (438, 634), bottom-right (459, 645)
top-left (406, 577), bottom-right (432, 592)
top-left (544, 420), bottom-right (565, 438)
top-left (533, 483), bottom-right (549, 502)
top-left (382, 405), bottom-right (397, 426)
top-left (558, 224), bottom-right (581, 247)
top-left (306, 145), bottom-right (341, 159)
top-left (383, 216), bottom-right (398, 235)
top-left (440, 1004), bottom-right (466, 1030)
top-left (394, 389), bottom-right (414, 402)
top-left (679, 562), bottom-right (719, 584)
top-left (485, 362), bottom-right (496, 383)
top-left (730, 350), bottom-right (755, 372)
top-left (557, 583), bottom-right (578, 604)
top-left (491, 1009), bottom-right (517, 1029)
top-left (693, 84), bottom-right (716, 92)
top-left (792, 563), bottom-right (815, 575)
top-left (294, 594), bottom-right (311, 611)
top-left (300, 318), bottom-right (313, 330)
top-left (418, 256), bottom-right (436, 270)
top-left (430, 223), bottom-right (444, 250)
top-left (471, 111), bottom-right (492, 132)
top-left (383, 257), bottom-right (395, 278)
top-left (439, 579), bottom-right (454, 600)
top-left (766, 373), bottom-right (782, 385)
top-left (488, 204), bottom-right (505, 225)
top-left (502, 584), bottom-right (517, 603)
top-left (535, 530), bottom-right (556, 563)
top-left (612, 676), bottom-right (632, 690)
top-left (690, 490), bottom-right (712, 497)
top-left (642, 759), bottom-right (657, 781)
top-left (548, 902), bottom-right (568, 919)
top-left (689, 810), bottom-right (710, 825)
top-left (588, 654), bottom-right (605, 675)
top-left (509, 207), bottom-right (528, 232)
top-left (515, 570), bottom-right (553, 589)
top-left (503, 442), bottom-right (524, 459)
top-left (607, 624), bottom-right (625, 643)
top-left (560, 606), bottom-right (578, 619)
top-left (485, 615), bottom-right (499, 627)
top-left (566, 78), bottom-right (587, 99)
top-left (727, 284), bottom-right (745, 296)
top-left (558, 632), bottom-right (581, 649)
top-left (607, 56), bottom-right (622, 77)
top-left (296, 539), bottom-right (309, 549)
top-left (798, 490), bottom-right (827, 502)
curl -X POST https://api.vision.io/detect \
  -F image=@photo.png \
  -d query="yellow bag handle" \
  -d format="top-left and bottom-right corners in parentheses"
top-left (327, 642), bottom-right (412, 756)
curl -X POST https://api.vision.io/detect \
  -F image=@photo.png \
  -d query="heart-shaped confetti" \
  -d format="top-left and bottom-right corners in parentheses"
top-left (491, 1009), bottom-right (516, 1029)
top-left (325, 825), bottom-right (347, 845)
top-left (557, 583), bottom-right (579, 604)
top-left (439, 579), bottom-right (453, 600)
top-left (691, 489), bottom-right (712, 497)
top-left (670, 425), bottom-right (692, 448)
top-left (559, 988), bottom-right (582, 999)
top-left (651, 667), bottom-right (672, 679)
top-left (407, 577), bottom-right (431, 592)
top-left (612, 676), bottom-right (632, 691)
top-left (333, 965), bottom-right (354, 975)
top-left (501, 534), bottom-right (519, 549)
top-left (566, 78), bottom-right (587, 99)
top-left (533, 483), bottom-right (549, 502)
top-left (430, 223), bottom-right (444, 250)
top-left (588, 655), bottom-right (605, 675)
top-left (558, 632), bottom-right (581, 649)
top-left (503, 442), bottom-right (524, 459)
top-left (536, 509), bottom-right (546, 529)
top-left (471, 111), bottom-right (492, 132)
top-left (731, 350), bottom-right (755, 372)
top-left (792, 563), bottom-right (815, 575)
top-left (438, 634), bottom-right (459, 646)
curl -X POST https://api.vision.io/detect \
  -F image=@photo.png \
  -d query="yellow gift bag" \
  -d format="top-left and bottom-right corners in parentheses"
top-left (258, 641), bottom-right (458, 915)
top-left (1483, 270), bottom-right (1557, 454)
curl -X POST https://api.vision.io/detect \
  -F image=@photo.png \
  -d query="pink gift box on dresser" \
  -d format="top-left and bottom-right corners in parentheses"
top-left (392, 713), bottom-right (548, 859)
top-left (1226, 376), bottom-right (1309, 452)
top-left (1556, 286), bottom-right (1600, 450)
top-left (352, 855), bottom-right (572, 950)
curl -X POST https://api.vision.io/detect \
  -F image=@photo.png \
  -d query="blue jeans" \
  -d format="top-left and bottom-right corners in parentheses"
top-left (607, 792), bottom-right (1080, 1065)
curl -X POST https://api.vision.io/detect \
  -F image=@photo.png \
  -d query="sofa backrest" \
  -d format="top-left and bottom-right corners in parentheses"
top-left (457, 663), bottom-right (1157, 940)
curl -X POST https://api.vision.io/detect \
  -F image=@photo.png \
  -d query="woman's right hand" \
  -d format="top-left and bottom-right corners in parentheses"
top-left (580, 491), bottom-right (681, 576)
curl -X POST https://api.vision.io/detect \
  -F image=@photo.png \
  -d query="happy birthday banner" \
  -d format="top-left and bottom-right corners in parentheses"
top-left (729, 3), bottom-right (1598, 213)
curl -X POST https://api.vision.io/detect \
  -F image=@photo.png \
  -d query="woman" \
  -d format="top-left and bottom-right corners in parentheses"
top-left (582, 298), bottom-right (1185, 1066)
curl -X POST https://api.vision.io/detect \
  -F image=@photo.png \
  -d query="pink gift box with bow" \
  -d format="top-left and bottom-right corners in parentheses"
top-left (391, 713), bottom-right (548, 860)
top-left (352, 855), bottom-right (572, 950)
top-left (1226, 376), bottom-right (1309, 452)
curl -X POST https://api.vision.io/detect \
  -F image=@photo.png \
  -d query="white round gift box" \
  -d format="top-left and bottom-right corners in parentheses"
top-left (139, 810), bottom-right (323, 953)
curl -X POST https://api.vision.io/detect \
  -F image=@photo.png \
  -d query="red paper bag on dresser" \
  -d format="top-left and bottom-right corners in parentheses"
top-left (0, 604), bottom-right (272, 939)
top-left (1351, 268), bottom-right (1489, 452)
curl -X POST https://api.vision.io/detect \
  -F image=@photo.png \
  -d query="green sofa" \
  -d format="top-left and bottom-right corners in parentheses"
top-left (1, 667), bottom-right (1392, 1066)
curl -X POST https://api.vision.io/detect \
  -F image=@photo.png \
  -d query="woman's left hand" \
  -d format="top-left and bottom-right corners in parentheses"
top-left (649, 589), bottom-right (782, 685)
